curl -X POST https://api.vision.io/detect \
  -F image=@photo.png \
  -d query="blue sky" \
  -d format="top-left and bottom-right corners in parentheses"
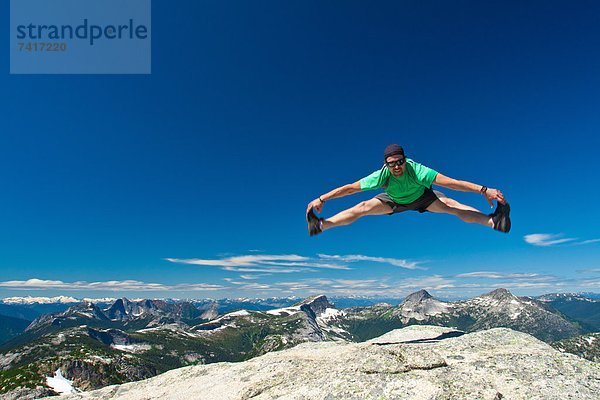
top-left (1, 1), bottom-right (599, 300)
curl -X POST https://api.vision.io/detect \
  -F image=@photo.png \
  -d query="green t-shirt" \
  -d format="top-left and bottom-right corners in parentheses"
top-left (359, 159), bottom-right (438, 204)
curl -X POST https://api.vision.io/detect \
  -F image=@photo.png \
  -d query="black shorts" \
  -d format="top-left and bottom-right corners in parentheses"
top-left (375, 188), bottom-right (439, 215)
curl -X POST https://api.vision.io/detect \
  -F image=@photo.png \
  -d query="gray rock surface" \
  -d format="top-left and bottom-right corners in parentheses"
top-left (0, 386), bottom-right (52, 400)
top-left (51, 325), bottom-right (600, 400)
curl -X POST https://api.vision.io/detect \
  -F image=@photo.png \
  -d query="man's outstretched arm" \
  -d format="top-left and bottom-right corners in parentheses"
top-left (433, 173), bottom-right (506, 207)
top-left (306, 181), bottom-right (362, 214)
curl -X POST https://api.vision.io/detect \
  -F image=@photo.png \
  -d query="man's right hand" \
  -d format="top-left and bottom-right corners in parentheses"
top-left (306, 198), bottom-right (324, 215)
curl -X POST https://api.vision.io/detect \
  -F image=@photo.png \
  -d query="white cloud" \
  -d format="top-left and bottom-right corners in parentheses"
top-left (236, 282), bottom-right (273, 290)
top-left (575, 238), bottom-right (600, 245)
top-left (165, 254), bottom-right (307, 267)
top-left (455, 271), bottom-right (540, 279)
top-left (259, 261), bottom-right (349, 269)
top-left (329, 279), bottom-right (382, 289)
top-left (0, 279), bottom-right (226, 292)
top-left (223, 267), bottom-right (308, 273)
top-left (6, 272), bottom-right (596, 298)
top-left (224, 270), bottom-right (596, 297)
top-left (524, 233), bottom-right (576, 247)
top-left (490, 282), bottom-right (555, 289)
top-left (165, 254), bottom-right (351, 272)
top-left (239, 275), bottom-right (261, 280)
top-left (223, 280), bottom-right (246, 285)
top-left (317, 254), bottom-right (425, 270)
top-left (219, 278), bottom-right (387, 296)
top-left (578, 278), bottom-right (600, 289)
top-left (454, 271), bottom-right (561, 287)
top-left (524, 233), bottom-right (600, 247)
top-left (393, 275), bottom-right (456, 290)
top-left (166, 253), bottom-right (428, 273)
top-left (246, 276), bottom-right (450, 297)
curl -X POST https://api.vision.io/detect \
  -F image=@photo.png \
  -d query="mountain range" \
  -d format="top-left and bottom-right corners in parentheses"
top-left (0, 289), bottom-right (598, 398)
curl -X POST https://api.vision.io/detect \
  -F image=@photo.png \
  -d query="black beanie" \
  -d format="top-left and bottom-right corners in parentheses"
top-left (384, 144), bottom-right (404, 159)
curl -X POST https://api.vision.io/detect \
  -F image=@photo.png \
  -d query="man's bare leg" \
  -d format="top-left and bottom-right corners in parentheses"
top-left (426, 198), bottom-right (493, 227)
top-left (434, 190), bottom-right (481, 212)
top-left (322, 198), bottom-right (393, 231)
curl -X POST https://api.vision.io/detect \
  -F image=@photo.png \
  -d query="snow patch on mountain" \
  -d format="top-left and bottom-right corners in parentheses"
top-left (82, 298), bottom-right (117, 304)
top-left (207, 309), bottom-right (252, 323)
top-left (317, 308), bottom-right (344, 322)
top-left (137, 324), bottom-right (204, 338)
top-left (2, 296), bottom-right (79, 304)
top-left (265, 306), bottom-right (301, 316)
top-left (226, 310), bottom-right (250, 317)
top-left (584, 336), bottom-right (595, 345)
top-left (111, 344), bottom-right (152, 353)
top-left (196, 325), bottom-right (229, 334)
top-left (46, 368), bottom-right (76, 394)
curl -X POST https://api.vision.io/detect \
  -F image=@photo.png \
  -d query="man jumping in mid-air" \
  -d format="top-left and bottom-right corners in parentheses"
top-left (306, 144), bottom-right (511, 236)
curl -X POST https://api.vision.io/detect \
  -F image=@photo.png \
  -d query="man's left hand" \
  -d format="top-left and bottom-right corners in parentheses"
top-left (306, 198), bottom-right (324, 215)
top-left (484, 188), bottom-right (506, 207)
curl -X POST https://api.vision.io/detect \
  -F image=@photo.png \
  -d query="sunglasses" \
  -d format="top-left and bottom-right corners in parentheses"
top-left (386, 158), bottom-right (406, 168)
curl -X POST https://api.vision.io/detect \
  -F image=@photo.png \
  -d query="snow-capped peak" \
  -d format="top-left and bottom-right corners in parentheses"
top-left (1, 295), bottom-right (79, 304)
top-left (82, 297), bottom-right (117, 303)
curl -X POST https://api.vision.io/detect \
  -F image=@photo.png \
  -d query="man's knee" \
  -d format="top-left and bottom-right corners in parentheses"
top-left (438, 196), bottom-right (456, 207)
top-left (352, 200), bottom-right (378, 215)
top-left (352, 201), bottom-right (369, 215)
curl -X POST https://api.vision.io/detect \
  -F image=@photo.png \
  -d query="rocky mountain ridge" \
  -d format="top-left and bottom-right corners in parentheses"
top-left (1, 289), bottom-right (596, 399)
top-left (51, 325), bottom-right (600, 400)
top-left (552, 332), bottom-right (600, 362)
top-left (0, 295), bottom-right (342, 399)
top-left (535, 292), bottom-right (600, 331)
top-left (333, 288), bottom-right (583, 343)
